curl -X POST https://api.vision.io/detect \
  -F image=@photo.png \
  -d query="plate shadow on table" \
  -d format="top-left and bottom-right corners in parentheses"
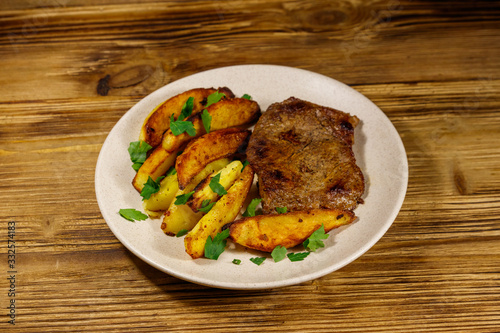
top-left (122, 246), bottom-right (299, 312)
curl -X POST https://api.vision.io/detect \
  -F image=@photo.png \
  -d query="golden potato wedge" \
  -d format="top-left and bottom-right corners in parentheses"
top-left (142, 170), bottom-right (179, 215)
top-left (161, 158), bottom-right (230, 236)
top-left (132, 145), bottom-right (179, 192)
top-left (161, 204), bottom-right (203, 237)
top-left (160, 97), bottom-right (260, 151)
top-left (228, 209), bottom-right (355, 252)
top-left (187, 160), bottom-right (243, 212)
top-left (133, 116), bottom-right (205, 192)
top-left (134, 97), bottom-right (260, 192)
top-left (193, 97), bottom-right (261, 137)
top-left (185, 165), bottom-right (255, 259)
top-left (176, 128), bottom-right (251, 189)
top-left (181, 158), bottom-right (231, 193)
top-left (140, 87), bottom-right (234, 148)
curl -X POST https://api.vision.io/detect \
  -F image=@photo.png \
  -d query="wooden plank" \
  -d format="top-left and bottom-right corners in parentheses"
top-left (1, 0), bottom-right (499, 332)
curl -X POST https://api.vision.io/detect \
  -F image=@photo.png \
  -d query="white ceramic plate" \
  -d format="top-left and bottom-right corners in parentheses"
top-left (95, 65), bottom-right (408, 290)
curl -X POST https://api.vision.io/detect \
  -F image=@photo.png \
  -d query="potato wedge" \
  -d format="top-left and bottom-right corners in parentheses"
top-left (187, 160), bottom-right (243, 212)
top-left (228, 209), bottom-right (355, 252)
top-left (132, 145), bottom-right (179, 192)
top-left (161, 97), bottom-right (260, 151)
top-left (176, 128), bottom-right (251, 189)
top-left (134, 97), bottom-right (260, 192)
top-left (161, 204), bottom-right (203, 237)
top-left (140, 87), bottom-right (234, 148)
top-left (161, 158), bottom-right (230, 236)
top-left (133, 114), bottom-right (206, 192)
top-left (142, 170), bottom-right (179, 215)
top-left (185, 165), bottom-right (255, 259)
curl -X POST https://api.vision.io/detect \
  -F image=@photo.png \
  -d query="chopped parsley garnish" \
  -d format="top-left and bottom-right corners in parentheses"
top-left (250, 257), bottom-right (266, 265)
top-left (241, 160), bottom-right (249, 172)
top-left (128, 141), bottom-right (152, 171)
top-left (287, 252), bottom-right (310, 262)
top-left (174, 191), bottom-right (195, 205)
top-left (242, 198), bottom-right (262, 217)
top-left (275, 207), bottom-right (287, 214)
top-left (166, 166), bottom-right (177, 176)
top-left (198, 91), bottom-right (225, 134)
top-left (303, 224), bottom-right (329, 252)
top-left (232, 259), bottom-right (241, 265)
top-left (205, 91), bottom-right (226, 108)
top-left (176, 229), bottom-right (189, 237)
top-left (119, 209), bottom-right (148, 222)
top-left (242, 94), bottom-right (252, 100)
top-left (204, 228), bottom-right (230, 260)
top-left (198, 199), bottom-right (216, 213)
top-left (271, 245), bottom-right (287, 262)
top-left (201, 109), bottom-right (212, 133)
top-left (209, 173), bottom-right (227, 196)
top-left (170, 114), bottom-right (196, 137)
top-left (140, 176), bottom-right (165, 200)
top-left (178, 96), bottom-right (194, 121)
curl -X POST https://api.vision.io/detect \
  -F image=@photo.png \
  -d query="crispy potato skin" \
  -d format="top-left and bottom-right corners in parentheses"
top-left (188, 160), bottom-right (243, 212)
top-left (132, 146), bottom-right (179, 192)
top-left (185, 165), bottom-right (255, 259)
top-left (133, 116), bottom-right (204, 192)
top-left (228, 209), bottom-right (355, 252)
top-left (140, 87), bottom-right (234, 148)
top-left (176, 128), bottom-right (251, 189)
top-left (161, 97), bottom-right (260, 151)
top-left (133, 97), bottom-right (260, 192)
top-left (203, 97), bottom-right (261, 133)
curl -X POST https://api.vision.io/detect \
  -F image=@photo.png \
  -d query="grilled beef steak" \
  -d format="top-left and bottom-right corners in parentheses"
top-left (247, 97), bottom-right (365, 213)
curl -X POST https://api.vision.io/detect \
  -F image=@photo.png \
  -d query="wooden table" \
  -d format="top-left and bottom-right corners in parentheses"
top-left (2, 0), bottom-right (499, 331)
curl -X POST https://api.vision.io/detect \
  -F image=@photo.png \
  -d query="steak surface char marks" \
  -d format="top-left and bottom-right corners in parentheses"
top-left (247, 97), bottom-right (365, 214)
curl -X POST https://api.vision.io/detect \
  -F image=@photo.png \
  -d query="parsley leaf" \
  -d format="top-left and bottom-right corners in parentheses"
top-left (209, 173), bottom-right (227, 195)
top-left (176, 229), bottom-right (189, 237)
top-left (140, 176), bottom-right (165, 200)
top-left (174, 191), bottom-right (195, 205)
top-left (287, 252), bottom-right (311, 262)
top-left (178, 96), bottom-right (194, 121)
top-left (242, 198), bottom-right (262, 217)
top-left (250, 257), bottom-right (266, 265)
top-left (198, 91), bottom-right (224, 134)
top-left (271, 245), bottom-right (287, 262)
top-left (241, 160), bottom-right (249, 172)
top-left (204, 228), bottom-right (230, 260)
top-left (232, 259), bottom-right (241, 265)
top-left (242, 94), bottom-right (252, 100)
top-left (198, 199), bottom-right (216, 213)
top-left (205, 91), bottom-right (226, 108)
top-left (303, 224), bottom-right (329, 252)
top-left (170, 114), bottom-right (196, 136)
top-left (128, 141), bottom-right (152, 171)
top-left (166, 166), bottom-right (177, 176)
top-left (119, 209), bottom-right (148, 222)
top-left (275, 207), bottom-right (287, 214)
top-left (201, 109), bottom-right (212, 133)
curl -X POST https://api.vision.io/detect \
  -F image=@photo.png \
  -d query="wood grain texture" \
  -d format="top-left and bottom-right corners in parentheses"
top-left (1, 0), bottom-right (499, 332)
